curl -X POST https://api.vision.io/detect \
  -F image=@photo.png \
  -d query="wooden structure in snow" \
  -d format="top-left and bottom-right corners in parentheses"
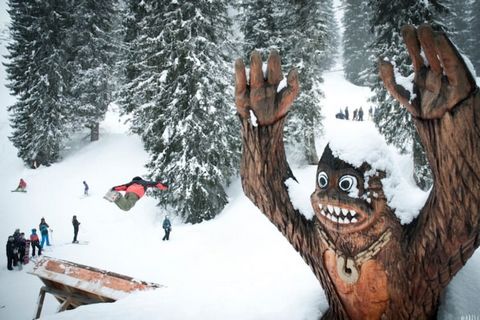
top-left (29, 256), bottom-right (162, 319)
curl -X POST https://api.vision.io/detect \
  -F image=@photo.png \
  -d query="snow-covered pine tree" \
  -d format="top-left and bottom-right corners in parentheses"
top-left (67, 0), bottom-right (118, 141)
top-left (123, 1), bottom-right (240, 224)
top-left (468, 0), bottom-right (480, 73)
top-left (445, 0), bottom-right (473, 59)
top-left (342, 0), bottom-right (372, 86)
top-left (237, 0), bottom-right (280, 59)
top-left (237, 0), bottom-right (337, 165)
top-left (116, 0), bottom-right (149, 116)
top-left (277, 0), bottom-right (337, 165)
top-left (368, 0), bottom-right (448, 190)
top-left (5, 0), bottom-right (74, 167)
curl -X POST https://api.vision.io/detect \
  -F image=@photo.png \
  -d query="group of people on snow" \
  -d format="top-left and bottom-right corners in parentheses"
top-left (336, 106), bottom-right (374, 121)
top-left (6, 218), bottom-right (51, 270)
top-left (7, 176), bottom-right (172, 270)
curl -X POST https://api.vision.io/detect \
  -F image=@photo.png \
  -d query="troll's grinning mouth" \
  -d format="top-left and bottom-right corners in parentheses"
top-left (318, 204), bottom-right (361, 224)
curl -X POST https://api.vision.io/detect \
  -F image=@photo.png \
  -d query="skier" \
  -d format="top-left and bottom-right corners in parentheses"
top-left (12, 178), bottom-right (27, 192)
top-left (105, 176), bottom-right (168, 211)
top-left (344, 106), bottom-right (349, 120)
top-left (30, 229), bottom-right (42, 257)
top-left (72, 215), bottom-right (80, 243)
top-left (83, 181), bottom-right (89, 196)
top-left (162, 215), bottom-right (172, 241)
top-left (353, 108), bottom-right (358, 121)
top-left (39, 218), bottom-right (51, 247)
top-left (6, 236), bottom-right (16, 270)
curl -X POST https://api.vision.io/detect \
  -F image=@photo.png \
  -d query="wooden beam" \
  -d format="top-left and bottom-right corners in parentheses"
top-left (33, 287), bottom-right (47, 319)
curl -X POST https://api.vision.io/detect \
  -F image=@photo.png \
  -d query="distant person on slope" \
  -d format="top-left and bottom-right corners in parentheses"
top-left (12, 178), bottom-right (27, 192)
top-left (104, 177), bottom-right (168, 211)
top-left (39, 218), bottom-right (51, 247)
top-left (72, 215), bottom-right (80, 243)
top-left (162, 215), bottom-right (172, 241)
top-left (83, 181), bottom-right (89, 196)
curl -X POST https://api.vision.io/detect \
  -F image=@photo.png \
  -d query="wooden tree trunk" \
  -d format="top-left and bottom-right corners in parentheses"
top-left (90, 122), bottom-right (99, 142)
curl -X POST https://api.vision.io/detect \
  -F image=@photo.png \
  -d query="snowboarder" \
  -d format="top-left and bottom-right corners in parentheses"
top-left (30, 229), bottom-right (42, 257)
top-left (104, 176), bottom-right (168, 211)
top-left (162, 216), bottom-right (172, 241)
top-left (358, 107), bottom-right (364, 121)
top-left (83, 181), bottom-right (89, 196)
top-left (12, 178), bottom-right (27, 192)
top-left (72, 215), bottom-right (80, 243)
top-left (6, 236), bottom-right (16, 270)
top-left (344, 106), bottom-right (349, 120)
top-left (39, 218), bottom-right (51, 247)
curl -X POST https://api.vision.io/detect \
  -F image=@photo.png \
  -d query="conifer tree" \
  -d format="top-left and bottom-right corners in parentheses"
top-left (67, 0), bottom-right (118, 141)
top-left (5, 0), bottom-right (74, 167)
top-left (116, 0), bottom-right (149, 115)
top-left (343, 0), bottom-right (372, 85)
top-left (368, 0), bottom-right (448, 190)
top-left (278, 0), bottom-right (336, 165)
top-left (237, 0), bottom-right (279, 58)
top-left (122, 1), bottom-right (240, 223)
top-left (237, 0), bottom-right (337, 165)
top-left (445, 0), bottom-right (472, 57)
top-left (468, 0), bottom-right (480, 72)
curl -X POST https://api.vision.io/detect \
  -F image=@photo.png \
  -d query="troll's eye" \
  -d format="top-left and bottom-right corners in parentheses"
top-left (318, 171), bottom-right (328, 189)
top-left (339, 175), bottom-right (357, 192)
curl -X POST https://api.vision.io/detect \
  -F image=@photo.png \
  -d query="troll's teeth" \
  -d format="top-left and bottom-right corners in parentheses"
top-left (334, 206), bottom-right (341, 215)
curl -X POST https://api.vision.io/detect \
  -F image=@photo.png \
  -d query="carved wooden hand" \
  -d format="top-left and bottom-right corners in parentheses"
top-left (379, 24), bottom-right (476, 119)
top-left (235, 50), bottom-right (299, 125)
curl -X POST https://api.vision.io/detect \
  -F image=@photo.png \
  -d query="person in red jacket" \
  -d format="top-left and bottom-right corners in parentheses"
top-left (104, 176), bottom-right (168, 211)
top-left (12, 178), bottom-right (27, 192)
top-left (29, 229), bottom-right (42, 257)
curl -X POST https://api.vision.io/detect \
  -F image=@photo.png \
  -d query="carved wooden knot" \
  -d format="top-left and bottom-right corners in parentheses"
top-left (336, 256), bottom-right (359, 284)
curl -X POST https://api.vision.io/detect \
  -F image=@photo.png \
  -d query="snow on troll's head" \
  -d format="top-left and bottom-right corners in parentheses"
top-left (307, 120), bottom-right (426, 253)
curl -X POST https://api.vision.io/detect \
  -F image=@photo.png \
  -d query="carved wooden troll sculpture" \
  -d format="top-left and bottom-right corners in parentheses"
top-left (235, 24), bottom-right (480, 319)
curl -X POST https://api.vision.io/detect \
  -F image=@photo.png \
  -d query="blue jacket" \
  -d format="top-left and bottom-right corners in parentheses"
top-left (163, 218), bottom-right (171, 230)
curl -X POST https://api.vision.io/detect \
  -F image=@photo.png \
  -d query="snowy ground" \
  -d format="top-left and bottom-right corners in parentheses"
top-left (1, 6), bottom-right (480, 320)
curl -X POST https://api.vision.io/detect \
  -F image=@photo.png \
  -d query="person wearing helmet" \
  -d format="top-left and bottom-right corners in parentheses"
top-left (105, 177), bottom-right (168, 211)
top-left (30, 229), bottom-right (42, 257)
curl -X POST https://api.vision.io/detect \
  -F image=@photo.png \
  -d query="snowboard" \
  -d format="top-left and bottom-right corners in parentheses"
top-left (23, 240), bottom-right (30, 264)
top-left (103, 190), bottom-right (120, 202)
top-left (11, 189), bottom-right (27, 193)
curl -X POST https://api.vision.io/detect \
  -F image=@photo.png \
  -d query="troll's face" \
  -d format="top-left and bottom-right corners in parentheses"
top-left (310, 145), bottom-right (389, 238)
